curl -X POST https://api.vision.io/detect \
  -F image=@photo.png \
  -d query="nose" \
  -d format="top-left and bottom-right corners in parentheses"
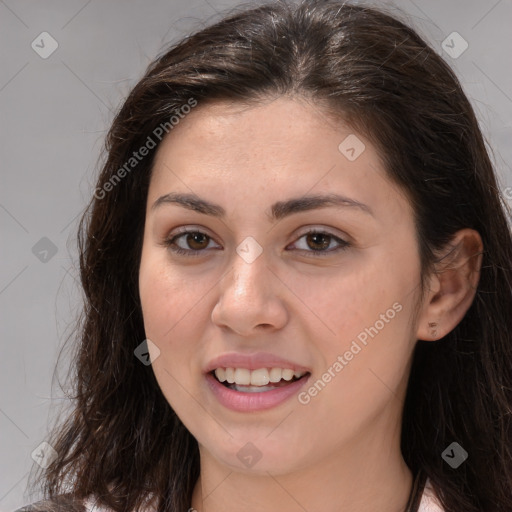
top-left (211, 249), bottom-right (288, 336)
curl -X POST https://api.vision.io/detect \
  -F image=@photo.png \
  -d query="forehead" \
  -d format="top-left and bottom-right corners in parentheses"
top-left (152, 97), bottom-right (375, 177)
top-left (156, 96), bottom-right (350, 151)
top-left (148, 96), bottom-right (411, 223)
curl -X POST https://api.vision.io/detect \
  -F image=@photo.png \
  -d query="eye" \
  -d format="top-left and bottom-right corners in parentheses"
top-left (163, 229), bottom-right (220, 257)
top-left (162, 228), bottom-right (350, 257)
top-left (288, 229), bottom-right (350, 257)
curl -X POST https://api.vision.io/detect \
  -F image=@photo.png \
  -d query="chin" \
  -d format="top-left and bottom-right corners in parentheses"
top-left (198, 434), bottom-right (310, 476)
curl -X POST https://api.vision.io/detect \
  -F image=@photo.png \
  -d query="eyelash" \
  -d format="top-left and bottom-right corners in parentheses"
top-left (162, 228), bottom-right (350, 258)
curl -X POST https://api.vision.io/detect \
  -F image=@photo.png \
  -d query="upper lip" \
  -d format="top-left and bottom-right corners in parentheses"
top-left (204, 352), bottom-right (311, 374)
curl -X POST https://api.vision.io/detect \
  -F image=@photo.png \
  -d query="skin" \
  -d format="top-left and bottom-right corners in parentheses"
top-left (138, 96), bottom-right (483, 512)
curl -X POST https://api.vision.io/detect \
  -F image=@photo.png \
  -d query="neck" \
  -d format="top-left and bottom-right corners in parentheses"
top-left (190, 422), bottom-right (413, 512)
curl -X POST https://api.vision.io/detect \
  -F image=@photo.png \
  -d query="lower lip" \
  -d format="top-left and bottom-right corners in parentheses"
top-left (205, 372), bottom-right (311, 412)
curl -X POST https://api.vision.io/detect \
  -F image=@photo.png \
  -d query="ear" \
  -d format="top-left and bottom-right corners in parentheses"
top-left (416, 228), bottom-right (483, 341)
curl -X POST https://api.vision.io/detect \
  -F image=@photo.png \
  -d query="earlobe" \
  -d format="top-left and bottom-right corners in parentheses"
top-left (416, 228), bottom-right (483, 341)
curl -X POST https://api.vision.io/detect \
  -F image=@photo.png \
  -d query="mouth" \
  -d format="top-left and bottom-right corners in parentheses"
top-left (209, 367), bottom-right (311, 393)
top-left (203, 354), bottom-right (313, 411)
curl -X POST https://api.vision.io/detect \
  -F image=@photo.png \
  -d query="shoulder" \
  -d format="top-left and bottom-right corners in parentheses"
top-left (82, 494), bottom-right (156, 512)
top-left (418, 478), bottom-right (445, 512)
top-left (10, 498), bottom-right (86, 512)
top-left (13, 492), bottom-right (156, 512)
top-left (11, 494), bottom-right (87, 512)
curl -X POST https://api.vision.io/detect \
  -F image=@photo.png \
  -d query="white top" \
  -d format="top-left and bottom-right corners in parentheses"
top-left (419, 478), bottom-right (445, 511)
top-left (83, 478), bottom-right (445, 511)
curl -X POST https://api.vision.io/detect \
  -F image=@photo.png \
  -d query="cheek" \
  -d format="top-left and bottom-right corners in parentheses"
top-left (139, 249), bottom-right (204, 337)
top-left (299, 243), bottom-right (419, 375)
top-left (139, 253), bottom-right (191, 372)
top-left (139, 255), bottom-right (205, 416)
top-left (288, 256), bottom-right (409, 345)
top-left (139, 262), bottom-right (175, 338)
top-left (138, 249), bottom-right (220, 386)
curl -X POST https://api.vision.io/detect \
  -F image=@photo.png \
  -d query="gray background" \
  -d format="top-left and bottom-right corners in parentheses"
top-left (1, 0), bottom-right (511, 510)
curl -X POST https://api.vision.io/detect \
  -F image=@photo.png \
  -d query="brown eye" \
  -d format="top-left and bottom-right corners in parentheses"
top-left (185, 232), bottom-right (210, 250)
top-left (289, 229), bottom-right (350, 257)
top-left (164, 228), bottom-right (349, 258)
top-left (163, 229), bottom-right (219, 256)
top-left (305, 232), bottom-right (331, 251)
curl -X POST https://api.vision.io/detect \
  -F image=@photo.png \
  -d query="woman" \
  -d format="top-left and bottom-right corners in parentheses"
top-left (16, 1), bottom-right (512, 511)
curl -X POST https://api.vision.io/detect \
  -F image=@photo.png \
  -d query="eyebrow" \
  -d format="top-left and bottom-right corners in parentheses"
top-left (151, 192), bottom-right (374, 220)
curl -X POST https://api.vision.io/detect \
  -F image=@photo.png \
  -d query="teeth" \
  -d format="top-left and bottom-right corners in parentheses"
top-left (281, 369), bottom-right (295, 381)
top-left (234, 368), bottom-right (251, 385)
top-left (225, 368), bottom-right (235, 384)
top-left (214, 367), bottom-right (307, 386)
top-left (215, 368), bottom-right (227, 382)
top-left (269, 367), bottom-right (282, 383)
top-left (250, 368), bottom-right (270, 386)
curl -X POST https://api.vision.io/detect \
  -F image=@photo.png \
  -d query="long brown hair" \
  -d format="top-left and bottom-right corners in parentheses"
top-left (26, 1), bottom-right (512, 511)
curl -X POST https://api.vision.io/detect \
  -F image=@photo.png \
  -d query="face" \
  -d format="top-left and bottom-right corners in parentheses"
top-left (138, 96), bottom-right (423, 475)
